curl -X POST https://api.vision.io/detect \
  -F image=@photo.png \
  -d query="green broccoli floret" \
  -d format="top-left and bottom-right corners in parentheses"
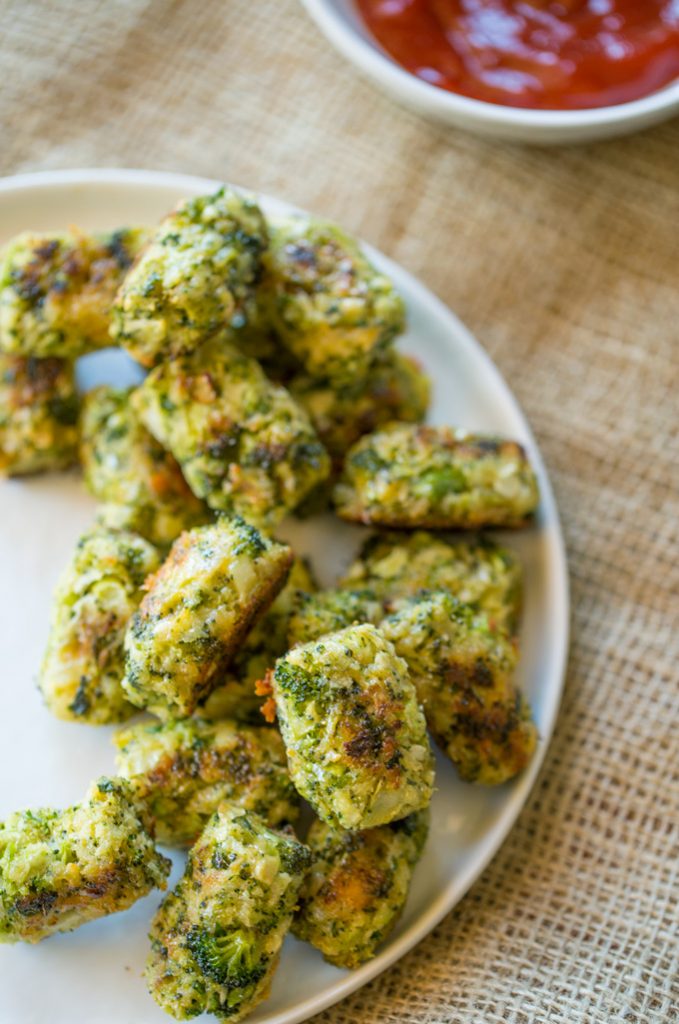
top-left (146, 804), bottom-right (310, 1021)
top-left (187, 926), bottom-right (268, 992)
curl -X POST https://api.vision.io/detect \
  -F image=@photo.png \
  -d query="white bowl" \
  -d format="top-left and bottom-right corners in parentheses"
top-left (301, 0), bottom-right (679, 144)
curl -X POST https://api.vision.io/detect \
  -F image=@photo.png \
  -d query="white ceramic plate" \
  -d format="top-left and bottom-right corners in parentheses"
top-left (0, 169), bottom-right (569, 1024)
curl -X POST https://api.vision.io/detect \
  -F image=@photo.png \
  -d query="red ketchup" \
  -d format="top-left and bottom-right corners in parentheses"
top-left (356, 1), bottom-right (679, 110)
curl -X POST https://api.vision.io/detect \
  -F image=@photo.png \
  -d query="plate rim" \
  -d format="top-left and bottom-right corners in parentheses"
top-left (0, 167), bottom-right (570, 1024)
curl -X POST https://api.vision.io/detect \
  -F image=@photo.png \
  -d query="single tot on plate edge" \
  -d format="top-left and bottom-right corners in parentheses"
top-left (0, 777), bottom-right (170, 944)
top-left (334, 423), bottom-right (539, 529)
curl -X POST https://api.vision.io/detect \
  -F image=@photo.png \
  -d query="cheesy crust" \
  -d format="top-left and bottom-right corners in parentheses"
top-left (0, 353), bottom-right (79, 476)
top-left (133, 337), bottom-right (330, 528)
top-left (340, 530), bottom-right (523, 636)
top-left (381, 592), bottom-right (537, 784)
top-left (112, 188), bottom-right (268, 367)
top-left (334, 424), bottom-right (539, 528)
top-left (146, 804), bottom-right (310, 1022)
top-left (122, 516), bottom-right (292, 719)
top-left (264, 217), bottom-right (406, 387)
top-left (0, 227), bottom-right (148, 358)
top-left (40, 526), bottom-right (161, 724)
top-left (114, 717), bottom-right (300, 846)
top-left (272, 623), bottom-right (434, 830)
top-left (0, 777), bottom-right (170, 944)
top-left (293, 810), bottom-right (428, 968)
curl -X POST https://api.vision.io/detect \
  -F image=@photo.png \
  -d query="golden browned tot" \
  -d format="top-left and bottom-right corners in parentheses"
top-left (272, 623), bottom-right (434, 830)
top-left (122, 516), bottom-right (292, 719)
top-left (381, 591), bottom-right (537, 784)
top-left (132, 337), bottom-right (330, 529)
top-left (293, 809), bottom-right (429, 968)
top-left (264, 216), bottom-right (406, 387)
top-left (0, 353), bottom-right (79, 476)
top-left (114, 717), bottom-right (300, 846)
top-left (0, 777), bottom-right (170, 944)
top-left (111, 188), bottom-right (267, 367)
top-left (334, 423), bottom-right (539, 529)
top-left (146, 803), bottom-right (310, 1022)
top-left (40, 526), bottom-right (161, 724)
top-left (0, 227), bottom-right (148, 358)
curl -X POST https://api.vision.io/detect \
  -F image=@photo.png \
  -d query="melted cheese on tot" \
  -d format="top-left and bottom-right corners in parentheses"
top-left (146, 804), bottom-right (310, 1022)
top-left (273, 623), bottom-right (434, 830)
top-left (0, 777), bottom-right (169, 944)
top-left (122, 516), bottom-right (292, 719)
top-left (382, 592), bottom-right (537, 784)
top-left (334, 423), bottom-right (539, 529)
top-left (293, 809), bottom-right (428, 968)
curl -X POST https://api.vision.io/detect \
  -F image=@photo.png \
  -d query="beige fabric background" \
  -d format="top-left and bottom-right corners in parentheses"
top-left (2, 1), bottom-right (678, 1021)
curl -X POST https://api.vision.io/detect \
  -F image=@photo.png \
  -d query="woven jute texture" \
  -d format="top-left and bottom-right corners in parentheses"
top-left (2, 2), bottom-right (678, 1021)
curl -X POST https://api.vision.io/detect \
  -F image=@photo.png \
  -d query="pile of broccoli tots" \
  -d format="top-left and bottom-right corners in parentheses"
top-left (0, 187), bottom-right (540, 1021)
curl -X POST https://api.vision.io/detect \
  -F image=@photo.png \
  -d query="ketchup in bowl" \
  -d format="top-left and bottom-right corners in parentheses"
top-left (356, 1), bottom-right (679, 110)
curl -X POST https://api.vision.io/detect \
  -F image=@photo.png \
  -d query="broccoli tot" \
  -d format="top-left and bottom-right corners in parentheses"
top-left (334, 424), bottom-right (539, 529)
top-left (40, 526), bottom-right (161, 724)
top-left (133, 337), bottom-right (331, 528)
top-left (146, 803), bottom-right (311, 1022)
top-left (80, 385), bottom-right (209, 548)
top-left (290, 351), bottom-right (430, 463)
top-left (0, 777), bottom-right (170, 944)
top-left (287, 587), bottom-right (384, 649)
top-left (114, 717), bottom-right (300, 846)
top-left (381, 592), bottom-right (537, 784)
top-left (112, 187), bottom-right (268, 367)
top-left (0, 227), bottom-right (148, 358)
top-left (265, 216), bottom-right (406, 387)
top-left (272, 623), bottom-right (434, 830)
top-left (339, 530), bottom-right (523, 636)
top-left (122, 516), bottom-right (293, 720)
top-left (293, 810), bottom-right (428, 968)
top-left (0, 353), bottom-right (79, 476)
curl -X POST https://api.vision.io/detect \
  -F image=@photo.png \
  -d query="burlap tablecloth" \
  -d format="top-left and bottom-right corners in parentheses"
top-left (2, 1), bottom-right (677, 1021)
